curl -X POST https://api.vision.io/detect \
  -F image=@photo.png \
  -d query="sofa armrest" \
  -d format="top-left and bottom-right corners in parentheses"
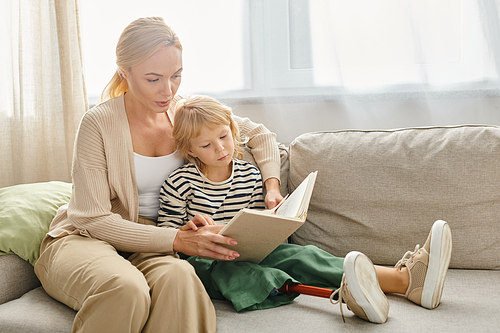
top-left (0, 254), bottom-right (41, 305)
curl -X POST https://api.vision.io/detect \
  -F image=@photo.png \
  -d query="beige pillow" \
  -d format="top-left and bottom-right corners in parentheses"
top-left (289, 125), bottom-right (500, 269)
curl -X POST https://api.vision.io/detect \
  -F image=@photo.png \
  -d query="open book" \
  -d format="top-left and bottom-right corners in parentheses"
top-left (219, 171), bottom-right (318, 264)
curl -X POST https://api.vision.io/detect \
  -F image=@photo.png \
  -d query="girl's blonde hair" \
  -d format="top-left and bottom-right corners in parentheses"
top-left (173, 95), bottom-right (244, 170)
top-left (101, 17), bottom-right (182, 102)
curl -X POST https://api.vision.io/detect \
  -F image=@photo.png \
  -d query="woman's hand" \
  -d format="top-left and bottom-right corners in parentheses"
top-left (173, 225), bottom-right (240, 261)
top-left (178, 214), bottom-right (216, 231)
top-left (264, 177), bottom-right (283, 209)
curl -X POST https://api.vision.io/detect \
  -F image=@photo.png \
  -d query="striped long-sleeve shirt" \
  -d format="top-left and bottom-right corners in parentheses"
top-left (158, 159), bottom-right (266, 228)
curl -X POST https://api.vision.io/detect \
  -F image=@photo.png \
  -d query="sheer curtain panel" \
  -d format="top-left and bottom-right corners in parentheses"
top-left (0, 0), bottom-right (87, 188)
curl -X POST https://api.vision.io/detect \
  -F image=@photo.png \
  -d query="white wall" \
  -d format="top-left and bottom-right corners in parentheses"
top-left (231, 95), bottom-right (500, 145)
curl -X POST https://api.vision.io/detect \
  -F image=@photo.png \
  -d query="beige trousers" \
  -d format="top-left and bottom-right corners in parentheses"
top-left (34, 234), bottom-right (216, 333)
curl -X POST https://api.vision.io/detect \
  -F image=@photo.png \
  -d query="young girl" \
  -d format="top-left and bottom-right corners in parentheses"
top-left (157, 95), bottom-right (452, 324)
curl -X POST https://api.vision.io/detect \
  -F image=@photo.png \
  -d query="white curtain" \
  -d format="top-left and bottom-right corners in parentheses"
top-left (79, 0), bottom-right (500, 97)
top-left (0, 0), bottom-right (87, 188)
top-left (284, 0), bottom-right (497, 91)
top-left (231, 0), bottom-right (500, 144)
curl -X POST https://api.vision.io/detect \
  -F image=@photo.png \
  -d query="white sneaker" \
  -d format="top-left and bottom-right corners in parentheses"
top-left (330, 251), bottom-right (389, 324)
top-left (395, 220), bottom-right (452, 309)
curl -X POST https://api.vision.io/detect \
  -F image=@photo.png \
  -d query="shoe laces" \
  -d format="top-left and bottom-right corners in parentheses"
top-left (330, 275), bottom-right (347, 323)
top-left (395, 244), bottom-right (421, 270)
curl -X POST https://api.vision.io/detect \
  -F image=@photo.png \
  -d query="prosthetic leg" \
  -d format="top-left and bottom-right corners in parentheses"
top-left (278, 283), bottom-right (335, 299)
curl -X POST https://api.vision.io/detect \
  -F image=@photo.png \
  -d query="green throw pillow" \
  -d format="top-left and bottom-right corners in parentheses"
top-left (0, 181), bottom-right (72, 266)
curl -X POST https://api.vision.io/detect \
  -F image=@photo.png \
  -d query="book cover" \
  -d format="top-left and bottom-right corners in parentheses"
top-left (219, 171), bottom-right (318, 263)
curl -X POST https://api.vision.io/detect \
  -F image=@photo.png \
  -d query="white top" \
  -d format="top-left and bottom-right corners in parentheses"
top-left (134, 152), bottom-right (184, 220)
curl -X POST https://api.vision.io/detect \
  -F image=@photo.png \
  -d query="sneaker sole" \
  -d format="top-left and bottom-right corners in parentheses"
top-left (344, 251), bottom-right (389, 324)
top-left (421, 220), bottom-right (452, 309)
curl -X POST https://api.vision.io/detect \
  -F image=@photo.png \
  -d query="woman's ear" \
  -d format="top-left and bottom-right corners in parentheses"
top-left (119, 68), bottom-right (128, 80)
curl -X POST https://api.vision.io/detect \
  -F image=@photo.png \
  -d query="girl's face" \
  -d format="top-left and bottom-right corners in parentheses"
top-left (122, 46), bottom-right (182, 113)
top-left (188, 123), bottom-right (235, 173)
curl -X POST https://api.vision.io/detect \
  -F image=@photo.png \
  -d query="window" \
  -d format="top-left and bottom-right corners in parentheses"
top-left (80, 0), bottom-right (249, 104)
top-left (268, 0), bottom-right (496, 92)
top-left (80, 0), bottom-right (500, 105)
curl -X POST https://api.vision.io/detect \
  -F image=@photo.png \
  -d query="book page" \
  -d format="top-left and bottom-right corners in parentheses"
top-left (275, 171), bottom-right (317, 218)
top-left (268, 194), bottom-right (289, 214)
top-left (217, 171), bottom-right (317, 263)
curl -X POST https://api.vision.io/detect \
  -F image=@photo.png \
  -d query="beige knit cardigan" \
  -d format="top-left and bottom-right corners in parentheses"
top-left (47, 95), bottom-right (280, 254)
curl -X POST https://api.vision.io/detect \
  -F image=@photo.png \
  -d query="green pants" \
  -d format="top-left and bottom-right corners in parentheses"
top-left (184, 244), bottom-right (344, 312)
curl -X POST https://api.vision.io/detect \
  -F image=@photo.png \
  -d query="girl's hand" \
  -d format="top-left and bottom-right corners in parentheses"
top-left (179, 214), bottom-right (216, 231)
top-left (264, 178), bottom-right (283, 209)
top-left (173, 225), bottom-right (240, 261)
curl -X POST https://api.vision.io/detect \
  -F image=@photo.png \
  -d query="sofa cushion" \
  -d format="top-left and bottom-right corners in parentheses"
top-left (0, 270), bottom-right (498, 332)
top-left (213, 269), bottom-right (500, 332)
top-left (0, 181), bottom-right (72, 265)
top-left (288, 125), bottom-right (500, 269)
top-left (0, 254), bottom-right (41, 305)
top-left (0, 287), bottom-right (75, 333)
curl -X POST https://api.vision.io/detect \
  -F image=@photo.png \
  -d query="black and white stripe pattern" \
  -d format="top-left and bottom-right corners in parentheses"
top-left (158, 159), bottom-right (266, 228)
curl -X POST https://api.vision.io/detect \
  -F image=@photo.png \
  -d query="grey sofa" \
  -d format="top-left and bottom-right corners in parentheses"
top-left (1, 124), bottom-right (500, 332)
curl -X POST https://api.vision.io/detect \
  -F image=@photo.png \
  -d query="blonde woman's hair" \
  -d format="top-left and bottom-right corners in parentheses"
top-left (173, 95), bottom-right (244, 170)
top-left (101, 17), bottom-right (182, 102)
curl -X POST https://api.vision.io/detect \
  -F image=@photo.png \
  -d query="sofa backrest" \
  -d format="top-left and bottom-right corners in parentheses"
top-left (287, 125), bottom-right (500, 269)
top-left (242, 142), bottom-right (290, 198)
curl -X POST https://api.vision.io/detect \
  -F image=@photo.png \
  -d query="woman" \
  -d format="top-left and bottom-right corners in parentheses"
top-left (34, 17), bottom-right (282, 333)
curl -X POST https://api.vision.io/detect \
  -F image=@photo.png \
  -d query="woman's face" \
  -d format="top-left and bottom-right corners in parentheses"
top-left (122, 46), bottom-right (182, 113)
